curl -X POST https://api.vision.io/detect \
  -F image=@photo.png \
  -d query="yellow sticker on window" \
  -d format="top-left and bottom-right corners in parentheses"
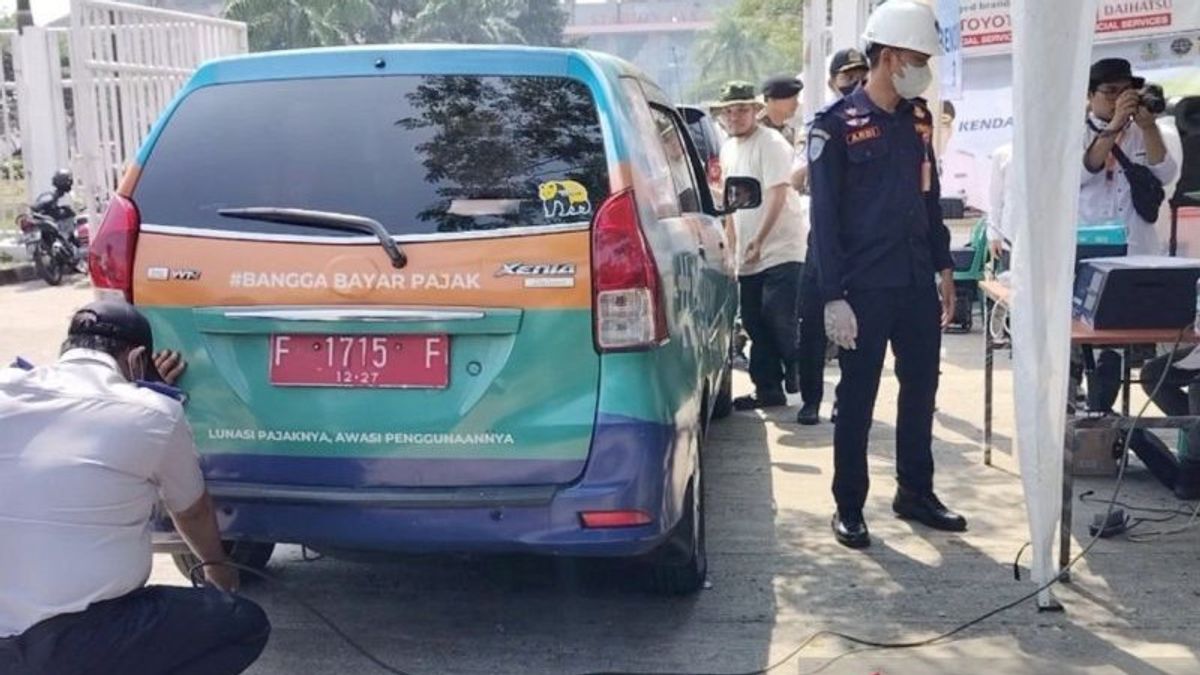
top-left (538, 180), bottom-right (592, 220)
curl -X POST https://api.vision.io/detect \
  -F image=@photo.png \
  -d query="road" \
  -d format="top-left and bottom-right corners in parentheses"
top-left (4, 278), bottom-right (1200, 674)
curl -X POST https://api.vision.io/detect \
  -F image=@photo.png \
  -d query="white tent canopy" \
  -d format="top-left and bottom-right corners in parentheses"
top-left (1009, 0), bottom-right (1098, 609)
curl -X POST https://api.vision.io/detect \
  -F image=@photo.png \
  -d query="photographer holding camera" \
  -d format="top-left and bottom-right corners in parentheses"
top-left (1075, 59), bottom-right (1179, 419)
top-left (1081, 58), bottom-right (1177, 256)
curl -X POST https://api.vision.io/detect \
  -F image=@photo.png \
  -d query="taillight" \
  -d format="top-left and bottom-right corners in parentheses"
top-left (16, 214), bottom-right (34, 233)
top-left (579, 510), bottom-right (653, 529)
top-left (88, 195), bottom-right (140, 302)
top-left (76, 222), bottom-right (90, 246)
top-left (591, 189), bottom-right (668, 352)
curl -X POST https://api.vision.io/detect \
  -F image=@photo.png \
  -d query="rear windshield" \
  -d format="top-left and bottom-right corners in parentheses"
top-left (135, 75), bottom-right (609, 237)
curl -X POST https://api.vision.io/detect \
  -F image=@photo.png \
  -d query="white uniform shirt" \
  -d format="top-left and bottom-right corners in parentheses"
top-left (0, 349), bottom-right (204, 637)
top-left (1080, 112), bottom-right (1179, 256)
top-left (987, 143), bottom-right (1013, 245)
top-left (720, 125), bottom-right (808, 276)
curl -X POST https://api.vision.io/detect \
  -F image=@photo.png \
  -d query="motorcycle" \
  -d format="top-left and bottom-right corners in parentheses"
top-left (16, 170), bottom-right (89, 286)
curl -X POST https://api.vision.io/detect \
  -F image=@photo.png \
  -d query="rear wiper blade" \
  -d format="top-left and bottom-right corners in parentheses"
top-left (218, 207), bottom-right (407, 269)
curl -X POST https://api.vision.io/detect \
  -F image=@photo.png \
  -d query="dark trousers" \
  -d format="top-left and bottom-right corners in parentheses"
top-left (739, 261), bottom-right (802, 396)
top-left (1081, 348), bottom-right (1123, 412)
top-left (1123, 348), bottom-right (1200, 488)
top-left (797, 254), bottom-right (826, 407)
top-left (833, 284), bottom-right (941, 515)
top-left (0, 586), bottom-right (270, 675)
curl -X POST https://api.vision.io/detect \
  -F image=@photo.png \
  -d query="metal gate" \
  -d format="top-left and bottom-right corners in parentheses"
top-left (68, 0), bottom-right (248, 212)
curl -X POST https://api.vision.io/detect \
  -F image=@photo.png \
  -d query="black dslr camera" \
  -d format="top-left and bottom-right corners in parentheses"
top-left (1139, 83), bottom-right (1166, 115)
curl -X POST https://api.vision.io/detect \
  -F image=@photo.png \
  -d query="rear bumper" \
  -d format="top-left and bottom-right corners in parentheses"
top-left (189, 414), bottom-right (695, 558)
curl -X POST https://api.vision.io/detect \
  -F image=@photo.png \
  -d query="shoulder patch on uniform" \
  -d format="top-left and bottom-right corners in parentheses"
top-left (808, 132), bottom-right (828, 162)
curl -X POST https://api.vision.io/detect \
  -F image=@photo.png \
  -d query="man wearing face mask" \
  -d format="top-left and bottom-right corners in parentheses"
top-left (807, 0), bottom-right (964, 549)
top-left (829, 47), bottom-right (869, 99)
top-left (0, 301), bottom-right (270, 674)
top-left (791, 47), bottom-right (872, 426)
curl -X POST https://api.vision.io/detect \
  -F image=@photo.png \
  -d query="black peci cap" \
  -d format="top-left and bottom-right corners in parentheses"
top-left (761, 74), bottom-right (803, 100)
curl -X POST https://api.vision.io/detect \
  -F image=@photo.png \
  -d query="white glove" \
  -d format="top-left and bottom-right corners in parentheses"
top-left (824, 299), bottom-right (858, 351)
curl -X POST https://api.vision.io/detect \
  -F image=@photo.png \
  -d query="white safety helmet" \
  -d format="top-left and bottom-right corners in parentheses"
top-left (862, 0), bottom-right (943, 57)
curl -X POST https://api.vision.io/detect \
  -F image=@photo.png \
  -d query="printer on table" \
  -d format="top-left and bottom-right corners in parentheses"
top-left (1074, 256), bottom-right (1200, 330)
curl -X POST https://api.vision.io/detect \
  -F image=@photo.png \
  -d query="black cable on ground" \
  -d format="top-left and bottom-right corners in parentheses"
top-left (183, 330), bottom-right (1191, 675)
top-left (188, 561), bottom-right (414, 675)
top-left (1078, 490), bottom-right (1199, 518)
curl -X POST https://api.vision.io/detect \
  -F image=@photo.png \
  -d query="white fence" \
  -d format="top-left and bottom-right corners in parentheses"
top-left (2, 0), bottom-right (246, 233)
top-left (69, 0), bottom-right (247, 211)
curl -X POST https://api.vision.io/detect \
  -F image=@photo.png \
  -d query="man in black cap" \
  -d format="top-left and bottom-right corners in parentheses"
top-left (1082, 57), bottom-right (1175, 256)
top-left (828, 47), bottom-right (869, 99)
top-left (0, 301), bottom-right (270, 675)
top-left (791, 48), bottom-right (873, 426)
top-left (1074, 58), bottom-right (1177, 417)
top-left (759, 74), bottom-right (804, 146)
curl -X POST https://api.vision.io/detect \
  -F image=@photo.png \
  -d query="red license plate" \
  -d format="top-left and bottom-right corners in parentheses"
top-left (269, 334), bottom-right (449, 388)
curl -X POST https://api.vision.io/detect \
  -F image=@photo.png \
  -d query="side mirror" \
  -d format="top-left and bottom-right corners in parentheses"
top-left (722, 176), bottom-right (762, 214)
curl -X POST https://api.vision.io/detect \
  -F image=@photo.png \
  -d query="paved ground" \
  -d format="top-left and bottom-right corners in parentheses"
top-left (5, 279), bottom-right (1200, 675)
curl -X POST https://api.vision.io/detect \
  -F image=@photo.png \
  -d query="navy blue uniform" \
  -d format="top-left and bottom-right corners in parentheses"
top-left (807, 88), bottom-right (953, 516)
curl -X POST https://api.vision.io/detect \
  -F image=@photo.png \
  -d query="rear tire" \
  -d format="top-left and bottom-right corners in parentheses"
top-left (172, 541), bottom-right (275, 584)
top-left (646, 473), bottom-right (707, 596)
top-left (32, 245), bottom-right (62, 286)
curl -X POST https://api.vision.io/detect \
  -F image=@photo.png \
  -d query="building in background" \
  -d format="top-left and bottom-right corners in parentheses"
top-left (566, 0), bottom-right (735, 103)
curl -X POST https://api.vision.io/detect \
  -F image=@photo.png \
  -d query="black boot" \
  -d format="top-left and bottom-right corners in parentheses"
top-left (795, 401), bottom-right (820, 425)
top-left (893, 487), bottom-right (967, 532)
top-left (832, 511), bottom-right (870, 549)
top-left (1175, 460), bottom-right (1200, 500)
top-left (732, 390), bottom-right (787, 411)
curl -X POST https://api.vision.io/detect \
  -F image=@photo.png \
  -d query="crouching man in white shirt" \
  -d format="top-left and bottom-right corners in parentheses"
top-left (0, 301), bottom-right (269, 675)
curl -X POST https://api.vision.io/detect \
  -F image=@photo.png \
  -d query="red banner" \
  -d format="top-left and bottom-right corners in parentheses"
top-left (959, 0), bottom-right (1195, 52)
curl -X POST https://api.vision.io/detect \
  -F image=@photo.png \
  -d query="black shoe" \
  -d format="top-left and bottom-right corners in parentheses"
top-left (732, 391), bottom-right (787, 411)
top-left (784, 360), bottom-right (801, 394)
top-left (1175, 461), bottom-right (1200, 500)
top-left (796, 402), bottom-right (820, 425)
top-left (832, 511), bottom-right (870, 549)
top-left (892, 488), bottom-right (967, 532)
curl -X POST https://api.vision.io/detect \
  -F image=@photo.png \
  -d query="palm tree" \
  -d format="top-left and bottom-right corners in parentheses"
top-left (407, 0), bottom-right (524, 44)
top-left (693, 13), bottom-right (772, 100)
top-left (224, 0), bottom-right (377, 51)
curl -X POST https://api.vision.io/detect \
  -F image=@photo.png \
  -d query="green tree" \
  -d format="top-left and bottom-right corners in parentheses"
top-left (407, 0), bottom-right (522, 44)
top-left (226, 0), bottom-right (569, 50)
top-left (692, 13), bottom-right (772, 101)
top-left (692, 0), bottom-right (803, 102)
top-left (513, 0), bottom-right (570, 47)
top-left (225, 0), bottom-right (376, 51)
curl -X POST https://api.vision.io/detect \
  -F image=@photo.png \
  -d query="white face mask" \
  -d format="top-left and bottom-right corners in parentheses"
top-left (892, 61), bottom-right (932, 99)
